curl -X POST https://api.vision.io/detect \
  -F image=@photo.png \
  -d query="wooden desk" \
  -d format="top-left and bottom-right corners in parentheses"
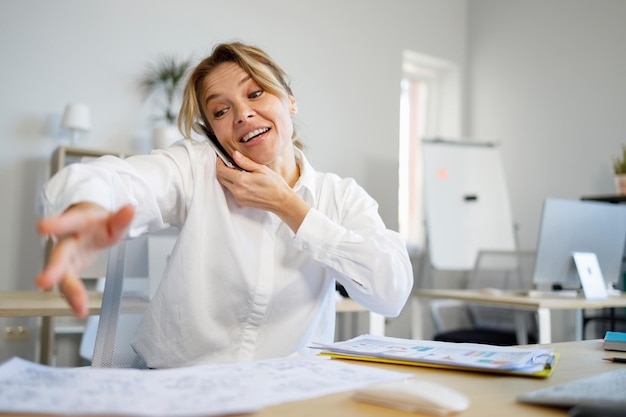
top-left (0, 292), bottom-right (378, 320)
top-left (0, 291), bottom-right (102, 317)
top-left (412, 289), bottom-right (626, 344)
top-left (0, 291), bottom-right (103, 365)
top-left (3, 340), bottom-right (622, 417)
top-left (254, 339), bottom-right (624, 416)
top-left (0, 292), bottom-right (382, 364)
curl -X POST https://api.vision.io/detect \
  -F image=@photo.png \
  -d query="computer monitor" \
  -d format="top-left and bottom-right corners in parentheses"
top-left (532, 198), bottom-right (626, 289)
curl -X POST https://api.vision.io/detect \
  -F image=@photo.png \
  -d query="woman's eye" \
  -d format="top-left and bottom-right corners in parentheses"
top-left (249, 90), bottom-right (263, 99)
top-left (213, 108), bottom-right (228, 118)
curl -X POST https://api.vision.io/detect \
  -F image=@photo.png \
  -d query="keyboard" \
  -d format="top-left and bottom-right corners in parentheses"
top-left (517, 368), bottom-right (626, 408)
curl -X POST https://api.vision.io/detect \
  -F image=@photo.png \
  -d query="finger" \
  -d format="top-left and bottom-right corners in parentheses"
top-left (41, 204), bottom-right (135, 249)
top-left (215, 160), bottom-right (239, 187)
top-left (103, 205), bottom-right (136, 243)
top-left (59, 270), bottom-right (89, 318)
top-left (37, 239), bottom-right (88, 317)
top-left (232, 151), bottom-right (262, 172)
top-left (216, 173), bottom-right (235, 193)
top-left (36, 237), bottom-right (78, 289)
top-left (38, 217), bottom-right (65, 238)
top-left (38, 205), bottom-right (135, 287)
top-left (38, 205), bottom-right (108, 238)
top-left (216, 156), bottom-right (238, 176)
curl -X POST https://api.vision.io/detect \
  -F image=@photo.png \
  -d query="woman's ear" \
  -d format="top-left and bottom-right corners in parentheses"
top-left (289, 95), bottom-right (298, 115)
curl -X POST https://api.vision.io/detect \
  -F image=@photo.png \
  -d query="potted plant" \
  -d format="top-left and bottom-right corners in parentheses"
top-left (613, 145), bottom-right (626, 195)
top-left (140, 55), bottom-right (191, 149)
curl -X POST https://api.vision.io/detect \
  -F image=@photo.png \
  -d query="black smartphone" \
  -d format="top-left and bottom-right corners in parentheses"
top-left (200, 124), bottom-right (245, 171)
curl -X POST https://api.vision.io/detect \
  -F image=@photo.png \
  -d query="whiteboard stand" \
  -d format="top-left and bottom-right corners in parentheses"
top-left (421, 139), bottom-right (517, 274)
top-left (414, 235), bottom-right (473, 290)
top-left (416, 241), bottom-right (433, 289)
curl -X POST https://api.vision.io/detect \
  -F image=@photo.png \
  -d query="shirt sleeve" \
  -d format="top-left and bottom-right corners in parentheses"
top-left (292, 177), bottom-right (414, 317)
top-left (41, 141), bottom-right (194, 237)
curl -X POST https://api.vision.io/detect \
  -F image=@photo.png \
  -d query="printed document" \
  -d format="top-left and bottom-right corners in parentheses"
top-left (0, 355), bottom-right (407, 416)
top-left (313, 335), bottom-right (555, 374)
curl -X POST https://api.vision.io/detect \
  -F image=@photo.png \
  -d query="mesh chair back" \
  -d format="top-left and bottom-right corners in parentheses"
top-left (431, 250), bottom-right (538, 345)
top-left (467, 250), bottom-right (536, 330)
top-left (91, 233), bottom-right (175, 368)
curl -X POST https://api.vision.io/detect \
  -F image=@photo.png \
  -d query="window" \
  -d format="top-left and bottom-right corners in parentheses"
top-left (398, 51), bottom-right (461, 249)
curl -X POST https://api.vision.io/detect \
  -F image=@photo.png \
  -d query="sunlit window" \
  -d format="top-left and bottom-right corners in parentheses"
top-left (398, 78), bottom-right (428, 249)
top-left (398, 51), bottom-right (461, 251)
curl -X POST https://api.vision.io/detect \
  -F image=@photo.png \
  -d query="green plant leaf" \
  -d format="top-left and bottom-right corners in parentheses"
top-left (613, 145), bottom-right (626, 174)
top-left (140, 54), bottom-right (192, 124)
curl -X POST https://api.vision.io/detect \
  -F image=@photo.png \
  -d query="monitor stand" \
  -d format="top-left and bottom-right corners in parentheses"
top-left (573, 252), bottom-right (608, 300)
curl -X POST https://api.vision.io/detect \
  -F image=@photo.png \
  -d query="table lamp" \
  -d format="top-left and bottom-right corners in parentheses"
top-left (61, 103), bottom-right (91, 145)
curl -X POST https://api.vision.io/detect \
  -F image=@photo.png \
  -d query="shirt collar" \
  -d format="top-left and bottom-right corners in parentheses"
top-left (293, 148), bottom-right (317, 203)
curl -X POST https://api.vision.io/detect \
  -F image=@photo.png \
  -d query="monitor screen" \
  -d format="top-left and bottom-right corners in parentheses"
top-left (532, 198), bottom-right (626, 289)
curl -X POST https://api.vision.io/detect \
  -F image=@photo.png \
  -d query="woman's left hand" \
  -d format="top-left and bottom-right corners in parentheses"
top-left (215, 151), bottom-right (310, 233)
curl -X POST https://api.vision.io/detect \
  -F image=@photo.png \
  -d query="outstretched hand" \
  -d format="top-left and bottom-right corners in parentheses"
top-left (36, 203), bottom-right (135, 317)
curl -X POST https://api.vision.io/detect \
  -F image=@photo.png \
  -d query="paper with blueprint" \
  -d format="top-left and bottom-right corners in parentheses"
top-left (0, 355), bottom-right (407, 416)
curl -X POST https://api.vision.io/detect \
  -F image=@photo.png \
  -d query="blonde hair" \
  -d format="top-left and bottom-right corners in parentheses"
top-left (178, 42), bottom-right (302, 149)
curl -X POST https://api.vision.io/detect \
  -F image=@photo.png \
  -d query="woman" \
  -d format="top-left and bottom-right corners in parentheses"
top-left (37, 42), bottom-right (413, 368)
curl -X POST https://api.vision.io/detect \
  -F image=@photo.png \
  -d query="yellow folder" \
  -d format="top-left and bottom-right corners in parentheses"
top-left (317, 351), bottom-right (559, 379)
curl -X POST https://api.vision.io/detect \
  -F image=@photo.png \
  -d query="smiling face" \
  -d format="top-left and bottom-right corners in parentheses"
top-left (201, 62), bottom-right (298, 174)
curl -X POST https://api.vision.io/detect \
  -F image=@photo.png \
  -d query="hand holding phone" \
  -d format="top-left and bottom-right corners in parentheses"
top-left (200, 124), bottom-right (246, 171)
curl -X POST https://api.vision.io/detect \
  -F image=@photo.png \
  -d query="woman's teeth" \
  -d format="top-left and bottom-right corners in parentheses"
top-left (241, 128), bottom-right (269, 142)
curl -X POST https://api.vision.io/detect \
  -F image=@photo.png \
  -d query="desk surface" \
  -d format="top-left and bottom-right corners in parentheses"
top-left (0, 291), bottom-right (367, 317)
top-left (0, 291), bottom-right (103, 317)
top-left (1, 340), bottom-right (622, 416)
top-left (414, 288), bottom-right (626, 309)
top-left (254, 339), bottom-right (623, 417)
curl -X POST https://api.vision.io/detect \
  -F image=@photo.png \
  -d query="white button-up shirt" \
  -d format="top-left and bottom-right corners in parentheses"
top-left (42, 139), bottom-right (413, 368)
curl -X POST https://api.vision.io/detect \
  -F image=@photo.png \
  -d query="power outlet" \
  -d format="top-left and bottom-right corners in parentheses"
top-left (3, 326), bottom-right (31, 341)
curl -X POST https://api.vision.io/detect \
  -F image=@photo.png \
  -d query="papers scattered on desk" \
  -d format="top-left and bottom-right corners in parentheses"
top-left (0, 356), bottom-right (408, 416)
top-left (313, 335), bottom-right (557, 378)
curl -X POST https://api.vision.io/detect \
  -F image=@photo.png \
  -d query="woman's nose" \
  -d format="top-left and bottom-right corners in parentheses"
top-left (234, 102), bottom-right (255, 123)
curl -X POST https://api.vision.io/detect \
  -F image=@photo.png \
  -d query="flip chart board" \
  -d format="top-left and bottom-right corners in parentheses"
top-left (422, 139), bottom-right (516, 270)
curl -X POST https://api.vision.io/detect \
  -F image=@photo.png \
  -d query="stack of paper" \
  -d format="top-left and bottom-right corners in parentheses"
top-left (313, 335), bottom-right (558, 378)
top-left (604, 331), bottom-right (626, 352)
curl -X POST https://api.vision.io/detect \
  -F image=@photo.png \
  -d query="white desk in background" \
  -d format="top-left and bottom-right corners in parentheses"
top-left (411, 289), bottom-right (626, 344)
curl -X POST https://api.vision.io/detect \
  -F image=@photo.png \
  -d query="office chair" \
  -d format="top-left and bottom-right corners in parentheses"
top-left (430, 250), bottom-right (537, 345)
top-left (91, 232), bottom-right (176, 368)
top-left (78, 278), bottom-right (106, 365)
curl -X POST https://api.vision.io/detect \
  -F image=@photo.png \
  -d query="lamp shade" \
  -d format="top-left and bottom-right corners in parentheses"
top-left (61, 103), bottom-right (91, 131)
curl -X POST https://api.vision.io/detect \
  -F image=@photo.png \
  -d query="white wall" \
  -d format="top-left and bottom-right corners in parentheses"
top-left (0, 0), bottom-right (467, 293)
top-left (467, 0), bottom-right (626, 250)
top-left (0, 0), bottom-right (467, 360)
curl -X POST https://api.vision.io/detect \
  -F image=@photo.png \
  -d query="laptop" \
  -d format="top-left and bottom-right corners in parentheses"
top-left (517, 368), bottom-right (626, 409)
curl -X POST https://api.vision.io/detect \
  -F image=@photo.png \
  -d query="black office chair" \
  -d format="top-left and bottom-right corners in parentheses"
top-left (430, 250), bottom-right (537, 346)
